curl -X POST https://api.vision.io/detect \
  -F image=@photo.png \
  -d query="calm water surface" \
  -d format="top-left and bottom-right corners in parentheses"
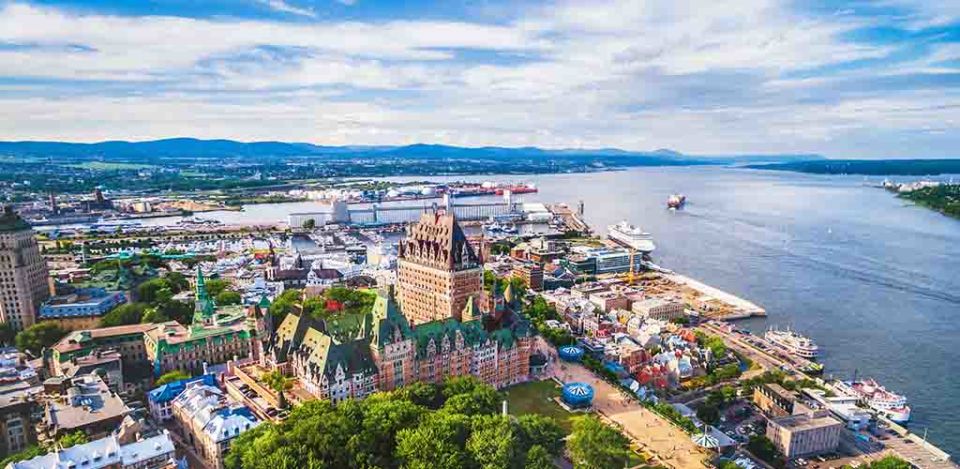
top-left (141, 167), bottom-right (960, 455)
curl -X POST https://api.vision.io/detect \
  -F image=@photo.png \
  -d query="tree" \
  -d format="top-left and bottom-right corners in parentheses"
top-left (15, 322), bottom-right (67, 355)
top-left (216, 291), bottom-right (242, 306)
top-left (155, 370), bottom-right (191, 386)
top-left (567, 416), bottom-right (630, 469)
top-left (859, 456), bottom-right (912, 469)
top-left (57, 431), bottom-right (89, 449)
top-left (468, 415), bottom-right (523, 469)
top-left (517, 414), bottom-right (565, 456)
top-left (396, 411), bottom-right (471, 469)
top-left (525, 444), bottom-right (555, 469)
top-left (159, 300), bottom-right (194, 324)
top-left (0, 445), bottom-right (45, 467)
top-left (137, 278), bottom-right (172, 304)
top-left (268, 289), bottom-right (301, 327)
top-left (262, 370), bottom-right (293, 409)
top-left (696, 404), bottom-right (720, 425)
top-left (746, 435), bottom-right (784, 468)
top-left (205, 279), bottom-right (230, 297)
top-left (165, 271), bottom-right (190, 293)
top-left (442, 385), bottom-right (501, 415)
top-left (353, 395), bottom-right (425, 468)
top-left (397, 381), bottom-right (443, 409)
top-left (141, 308), bottom-right (170, 324)
top-left (99, 303), bottom-right (148, 327)
top-left (302, 219), bottom-right (316, 230)
top-left (0, 322), bottom-right (15, 346)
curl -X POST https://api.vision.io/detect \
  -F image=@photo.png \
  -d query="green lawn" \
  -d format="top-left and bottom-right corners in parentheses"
top-left (68, 161), bottom-right (158, 171)
top-left (504, 379), bottom-right (577, 433)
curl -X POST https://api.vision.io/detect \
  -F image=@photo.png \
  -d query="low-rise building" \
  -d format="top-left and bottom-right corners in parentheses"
top-left (632, 297), bottom-right (684, 322)
top-left (38, 288), bottom-right (126, 330)
top-left (7, 431), bottom-right (178, 469)
top-left (58, 350), bottom-right (124, 392)
top-left (42, 373), bottom-right (129, 440)
top-left (147, 373), bottom-right (218, 422)
top-left (766, 410), bottom-right (843, 460)
top-left (512, 262), bottom-right (544, 292)
top-left (0, 390), bottom-right (39, 457)
top-left (589, 291), bottom-right (630, 313)
top-left (171, 381), bottom-right (259, 469)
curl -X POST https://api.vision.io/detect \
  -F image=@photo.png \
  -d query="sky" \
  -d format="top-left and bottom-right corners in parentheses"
top-left (0, 0), bottom-right (958, 158)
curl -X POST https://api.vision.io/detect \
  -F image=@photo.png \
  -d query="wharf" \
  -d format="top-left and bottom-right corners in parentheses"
top-left (666, 273), bottom-right (766, 319)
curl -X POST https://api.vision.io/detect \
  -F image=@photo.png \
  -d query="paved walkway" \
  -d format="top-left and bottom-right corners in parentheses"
top-left (551, 361), bottom-right (711, 469)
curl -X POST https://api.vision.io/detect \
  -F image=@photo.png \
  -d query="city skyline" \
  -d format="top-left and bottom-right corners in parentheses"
top-left (0, 0), bottom-right (958, 158)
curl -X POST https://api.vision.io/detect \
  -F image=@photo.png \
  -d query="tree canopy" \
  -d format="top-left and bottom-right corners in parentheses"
top-left (155, 370), bottom-right (191, 386)
top-left (224, 377), bottom-right (568, 469)
top-left (15, 322), bottom-right (67, 355)
top-left (99, 302), bottom-right (148, 327)
top-left (566, 415), bottom-right (630, 469)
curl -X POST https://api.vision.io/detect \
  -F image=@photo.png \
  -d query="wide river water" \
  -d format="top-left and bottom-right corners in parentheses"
top-left (136, 166), bottom-right (960, 455)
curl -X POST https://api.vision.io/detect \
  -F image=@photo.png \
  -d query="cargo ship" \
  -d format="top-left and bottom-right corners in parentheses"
top-left (607, 221), bottom-right (656, 254)
top-left (836, 378), bottom-right (911, 423)
top-left (667, 194), bottom-right (686, 209)
top-left (495, 183), bottom-right (537, 195)
top-left (764, 327), bottom-right (820, 360)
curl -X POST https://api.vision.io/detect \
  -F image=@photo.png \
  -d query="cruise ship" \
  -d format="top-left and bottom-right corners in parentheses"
top-left (836, 378), bottom-right (911, 423)
top-left (607, 221), bottom-right (656, 254)
top-left (764, 328), bottom-right (820, 360)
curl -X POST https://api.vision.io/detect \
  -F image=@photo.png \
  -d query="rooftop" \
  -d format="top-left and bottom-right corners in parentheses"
top-left (44, 374), bottom-right (129, 433)
top-left (772, 412), bottom-right (842, 431)
top-left (53, 324), bottom-right (157, 354)
top-left (9, 432), bottom-right (176, 469)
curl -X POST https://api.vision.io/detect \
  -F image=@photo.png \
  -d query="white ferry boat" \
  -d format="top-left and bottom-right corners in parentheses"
top-left (836, 378), bottom-right (911, 423)
top-left (607, 221), bottom-right (656, 253)
top-left (764, 327), bottom-right (820, 360)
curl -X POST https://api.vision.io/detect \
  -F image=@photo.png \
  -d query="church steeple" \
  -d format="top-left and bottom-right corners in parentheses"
top-left (194, 267), bottom-right (216, 326)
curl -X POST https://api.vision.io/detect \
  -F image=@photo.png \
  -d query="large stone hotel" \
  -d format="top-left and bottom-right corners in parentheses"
top-left (260, 211), bottom-right (533, 402)
top-left (395, 211), bottom-right (483, 324)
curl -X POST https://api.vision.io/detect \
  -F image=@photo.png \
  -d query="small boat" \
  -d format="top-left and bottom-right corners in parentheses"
top-left (667, 194), bottom-right (686, 209)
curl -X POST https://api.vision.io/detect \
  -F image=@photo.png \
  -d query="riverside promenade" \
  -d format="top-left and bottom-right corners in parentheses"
top-left (544, 339), bottom-right (710, 469)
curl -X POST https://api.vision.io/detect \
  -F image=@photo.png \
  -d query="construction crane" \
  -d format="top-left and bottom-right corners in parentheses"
top-left (626, 248), bottom-right (637, 285)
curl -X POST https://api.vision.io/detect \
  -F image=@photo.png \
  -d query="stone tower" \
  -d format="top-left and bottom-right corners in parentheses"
top-left (396, 211), bottom-right (482, 324)
top-left (0, 205), bottom-right (49, 331)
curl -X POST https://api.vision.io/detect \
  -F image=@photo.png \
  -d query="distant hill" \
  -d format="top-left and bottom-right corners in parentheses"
top-left (0, 138), bottom-right (825, 166)
top-left (747, 159), bottom-right (960, 176)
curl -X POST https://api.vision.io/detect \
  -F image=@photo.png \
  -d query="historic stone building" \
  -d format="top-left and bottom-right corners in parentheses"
top-left (0, 205), bottom-right (50, 331)
top-left (396, 212), bottom-right (482, 324)
top-left (262, 211), bottom-right (533, 403)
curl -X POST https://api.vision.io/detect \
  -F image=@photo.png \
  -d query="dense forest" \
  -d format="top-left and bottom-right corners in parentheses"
top-left (899, 184), bottom-right (960, 218)
top-left (748, 159), bottom-right (960, 176)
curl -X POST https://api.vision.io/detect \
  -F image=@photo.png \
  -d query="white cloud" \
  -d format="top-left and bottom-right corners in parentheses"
top-left (0, 0), bottom-right (956, 157)
top-left (258, 0), bottom-right (317, 18)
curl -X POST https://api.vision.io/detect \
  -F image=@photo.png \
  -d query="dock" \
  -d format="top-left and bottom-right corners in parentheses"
top-left (666, 272), bottom-right (766, 319)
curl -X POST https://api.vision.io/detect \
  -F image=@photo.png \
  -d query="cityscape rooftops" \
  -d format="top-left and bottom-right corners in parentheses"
top-left (147, 373), bottom-right (217, 405)
top-left (53, 324), bottom-right (156, 354)
top-left (172, 382), bottom-right (259, 443)
top-left (8, 431), bottom-right (177, 469)
top-left (44, 373), bottom-right (129, 436)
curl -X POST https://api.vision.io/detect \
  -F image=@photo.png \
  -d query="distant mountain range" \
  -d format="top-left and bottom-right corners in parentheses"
top-left (0, 138), bottom-right (824, 166)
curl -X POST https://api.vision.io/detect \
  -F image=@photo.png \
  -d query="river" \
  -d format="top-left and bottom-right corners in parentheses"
top-left (107, 166), bottom-right (960, 456)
